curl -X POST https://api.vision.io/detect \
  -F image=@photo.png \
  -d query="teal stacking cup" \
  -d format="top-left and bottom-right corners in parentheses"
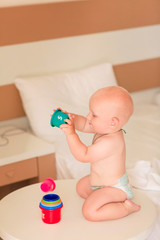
top-left (50, 109), bottom-right (69, 128)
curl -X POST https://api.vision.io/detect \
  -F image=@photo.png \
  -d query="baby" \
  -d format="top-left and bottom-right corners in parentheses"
top-left (59, 86), bottom-right (141, 221)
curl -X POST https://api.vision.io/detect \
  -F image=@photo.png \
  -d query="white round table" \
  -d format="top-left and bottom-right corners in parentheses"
top-left (0, 179), bottom-right (157, 240)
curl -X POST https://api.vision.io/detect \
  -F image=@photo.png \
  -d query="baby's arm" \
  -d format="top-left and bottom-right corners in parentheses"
top-left (72, 114), bottom-right (93, 133)
top-left (55, 108), bottom-right (93, 133)
top-left (60, 115), bottom-right (113, 163)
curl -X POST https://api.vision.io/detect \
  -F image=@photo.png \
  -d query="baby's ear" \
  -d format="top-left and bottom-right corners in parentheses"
top-left (111, 117), bottom-right (119, 127)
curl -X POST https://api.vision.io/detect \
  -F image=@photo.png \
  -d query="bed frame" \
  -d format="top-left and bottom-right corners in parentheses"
top-left (0, 58), bottom-right (160, 122)
top-left (0, 0), bottom-right (160, 122)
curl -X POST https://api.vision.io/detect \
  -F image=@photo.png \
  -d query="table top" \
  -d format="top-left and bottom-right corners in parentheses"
top-left (0, 126), bottom-right (55, 166)
top-left (0, 179), bottom-right (157, 240)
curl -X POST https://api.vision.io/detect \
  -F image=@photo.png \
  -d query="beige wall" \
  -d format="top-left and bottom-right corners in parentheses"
top-left (0, 0), bottom-right (160, 120)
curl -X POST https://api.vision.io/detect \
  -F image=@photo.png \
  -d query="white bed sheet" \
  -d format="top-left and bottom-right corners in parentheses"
top-left (54, 87), bottom-right (160, 240)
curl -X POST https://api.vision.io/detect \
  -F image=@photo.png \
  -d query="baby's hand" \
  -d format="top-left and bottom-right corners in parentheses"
top-left (60, 113), bottom-right (75, 136)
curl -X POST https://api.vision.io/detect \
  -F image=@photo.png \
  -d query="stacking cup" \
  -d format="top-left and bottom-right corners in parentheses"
top-left (39, 194), bottom-right (63, 224)
top-left (40, 178), bottom-right (56, 192)
top-left (50, 109), bottom-right (69, 128)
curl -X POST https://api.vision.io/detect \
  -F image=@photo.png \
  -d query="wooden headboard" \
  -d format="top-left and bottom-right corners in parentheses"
top-left (0, 0), bottom-right (160, 121)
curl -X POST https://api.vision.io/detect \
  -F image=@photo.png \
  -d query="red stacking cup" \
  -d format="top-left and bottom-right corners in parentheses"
top-left (39, 194), bottom-right (63, 224)
top-left (40, 206), bottom-right (63, 224)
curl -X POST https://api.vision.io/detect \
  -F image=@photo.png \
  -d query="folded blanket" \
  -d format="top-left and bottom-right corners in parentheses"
top-left (127, 158), bottom-right (160, 191)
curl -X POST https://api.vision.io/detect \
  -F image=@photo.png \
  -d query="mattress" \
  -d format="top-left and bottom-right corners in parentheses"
top-left (55, 87), bottom-right (160, 239)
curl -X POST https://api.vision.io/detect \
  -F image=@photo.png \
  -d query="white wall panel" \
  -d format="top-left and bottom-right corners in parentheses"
top-left (0, 24), bottom-right (160, 86)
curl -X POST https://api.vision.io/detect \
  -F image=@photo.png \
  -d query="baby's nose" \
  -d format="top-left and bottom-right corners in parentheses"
top-left (87, 112), bottom-right (92, 120)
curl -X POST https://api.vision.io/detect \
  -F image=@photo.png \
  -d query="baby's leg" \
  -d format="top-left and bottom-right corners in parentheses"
top-left (82, 187), bottom-right (140, 221)
top-left (76, 175), bottom-right (93, 199)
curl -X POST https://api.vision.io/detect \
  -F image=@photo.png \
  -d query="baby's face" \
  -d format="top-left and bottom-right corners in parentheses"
top-left (87, 97), bottom-right (113, 134)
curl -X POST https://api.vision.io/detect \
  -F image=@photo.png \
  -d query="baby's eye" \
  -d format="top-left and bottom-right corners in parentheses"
top-left (92, 114), bottom-right (96, 118)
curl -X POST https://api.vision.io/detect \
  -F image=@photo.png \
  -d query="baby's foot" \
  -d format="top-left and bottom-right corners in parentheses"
top-left (124, 200), bottom-right (141, 214)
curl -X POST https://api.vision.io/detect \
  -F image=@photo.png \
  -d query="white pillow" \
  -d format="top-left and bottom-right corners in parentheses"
top-left (15, 62), bottom-right (117, 142)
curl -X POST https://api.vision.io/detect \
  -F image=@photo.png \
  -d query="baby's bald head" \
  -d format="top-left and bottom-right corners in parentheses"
top-left (90, 86), bottom-right (133, 127)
